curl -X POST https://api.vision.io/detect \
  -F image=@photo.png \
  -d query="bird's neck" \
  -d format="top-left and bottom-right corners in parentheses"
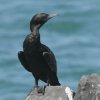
top-left (30, 25), bottom-right (41, 44)
top-left (31, 25), bottom-right (40, 36)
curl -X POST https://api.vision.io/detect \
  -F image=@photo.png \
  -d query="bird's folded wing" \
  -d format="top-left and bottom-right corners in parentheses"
top-left (18, 51), bottom-right (31, 72)
top-left (42, 51), bottom-right (57, 74)
top-left (39, 44), bottom-right (57, 74)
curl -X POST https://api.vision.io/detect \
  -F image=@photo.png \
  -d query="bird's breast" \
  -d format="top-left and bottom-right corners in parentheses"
top-left (23, 35), bottom-right (40, 53)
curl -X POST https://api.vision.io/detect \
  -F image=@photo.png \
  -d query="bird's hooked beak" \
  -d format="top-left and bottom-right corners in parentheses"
top-left (48, 13), bottom-right (59, 19)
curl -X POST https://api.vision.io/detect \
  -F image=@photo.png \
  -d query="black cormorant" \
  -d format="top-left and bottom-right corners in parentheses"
top-left (18, 13), bottom-right (60, 92)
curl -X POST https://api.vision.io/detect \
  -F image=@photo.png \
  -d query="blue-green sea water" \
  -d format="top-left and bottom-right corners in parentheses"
top-left (0, 0), bottom-right (100, 99)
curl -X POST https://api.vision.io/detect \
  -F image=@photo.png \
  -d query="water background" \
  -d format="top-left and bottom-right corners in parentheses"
top-left (0, 0), bottom-right (100, 99)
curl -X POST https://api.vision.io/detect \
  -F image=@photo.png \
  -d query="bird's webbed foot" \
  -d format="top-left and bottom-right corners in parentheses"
top-left (34, 79), bottom-right (45, 94)
top-left (42, 79), bottom-right (50, 94)
top-left (34, 79), bottom-right (49, 95)
top-left (34, 86), bottom-right (45, 95)
top-left (37, 86), bottom-right (45, 95)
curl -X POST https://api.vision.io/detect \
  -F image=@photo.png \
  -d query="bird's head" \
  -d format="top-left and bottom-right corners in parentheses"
top-left (30, 13), bottom-right (59, 32)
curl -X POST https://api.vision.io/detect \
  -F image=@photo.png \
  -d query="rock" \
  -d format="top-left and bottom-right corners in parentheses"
top-left (25, 86), bottom-right (74, 100)
top-left (25, 73), bottom-right (100, 100)
top-left (74, 73), bottom-right (100, 100)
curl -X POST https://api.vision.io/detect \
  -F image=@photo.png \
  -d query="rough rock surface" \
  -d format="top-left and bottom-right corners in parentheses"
top-left (25, 86), bottom-right (74, 100)
top-left (25, 73), bottom-right (100, 100)
top-left (74, 73), bottom-right (100, 100)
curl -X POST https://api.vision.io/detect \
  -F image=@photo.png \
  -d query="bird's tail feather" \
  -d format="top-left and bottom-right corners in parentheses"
top-left (49, 72), bottom-right (61, 86)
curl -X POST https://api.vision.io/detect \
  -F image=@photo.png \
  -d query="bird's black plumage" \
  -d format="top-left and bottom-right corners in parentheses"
top-left (18, 13), bottom-right (60, 88)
